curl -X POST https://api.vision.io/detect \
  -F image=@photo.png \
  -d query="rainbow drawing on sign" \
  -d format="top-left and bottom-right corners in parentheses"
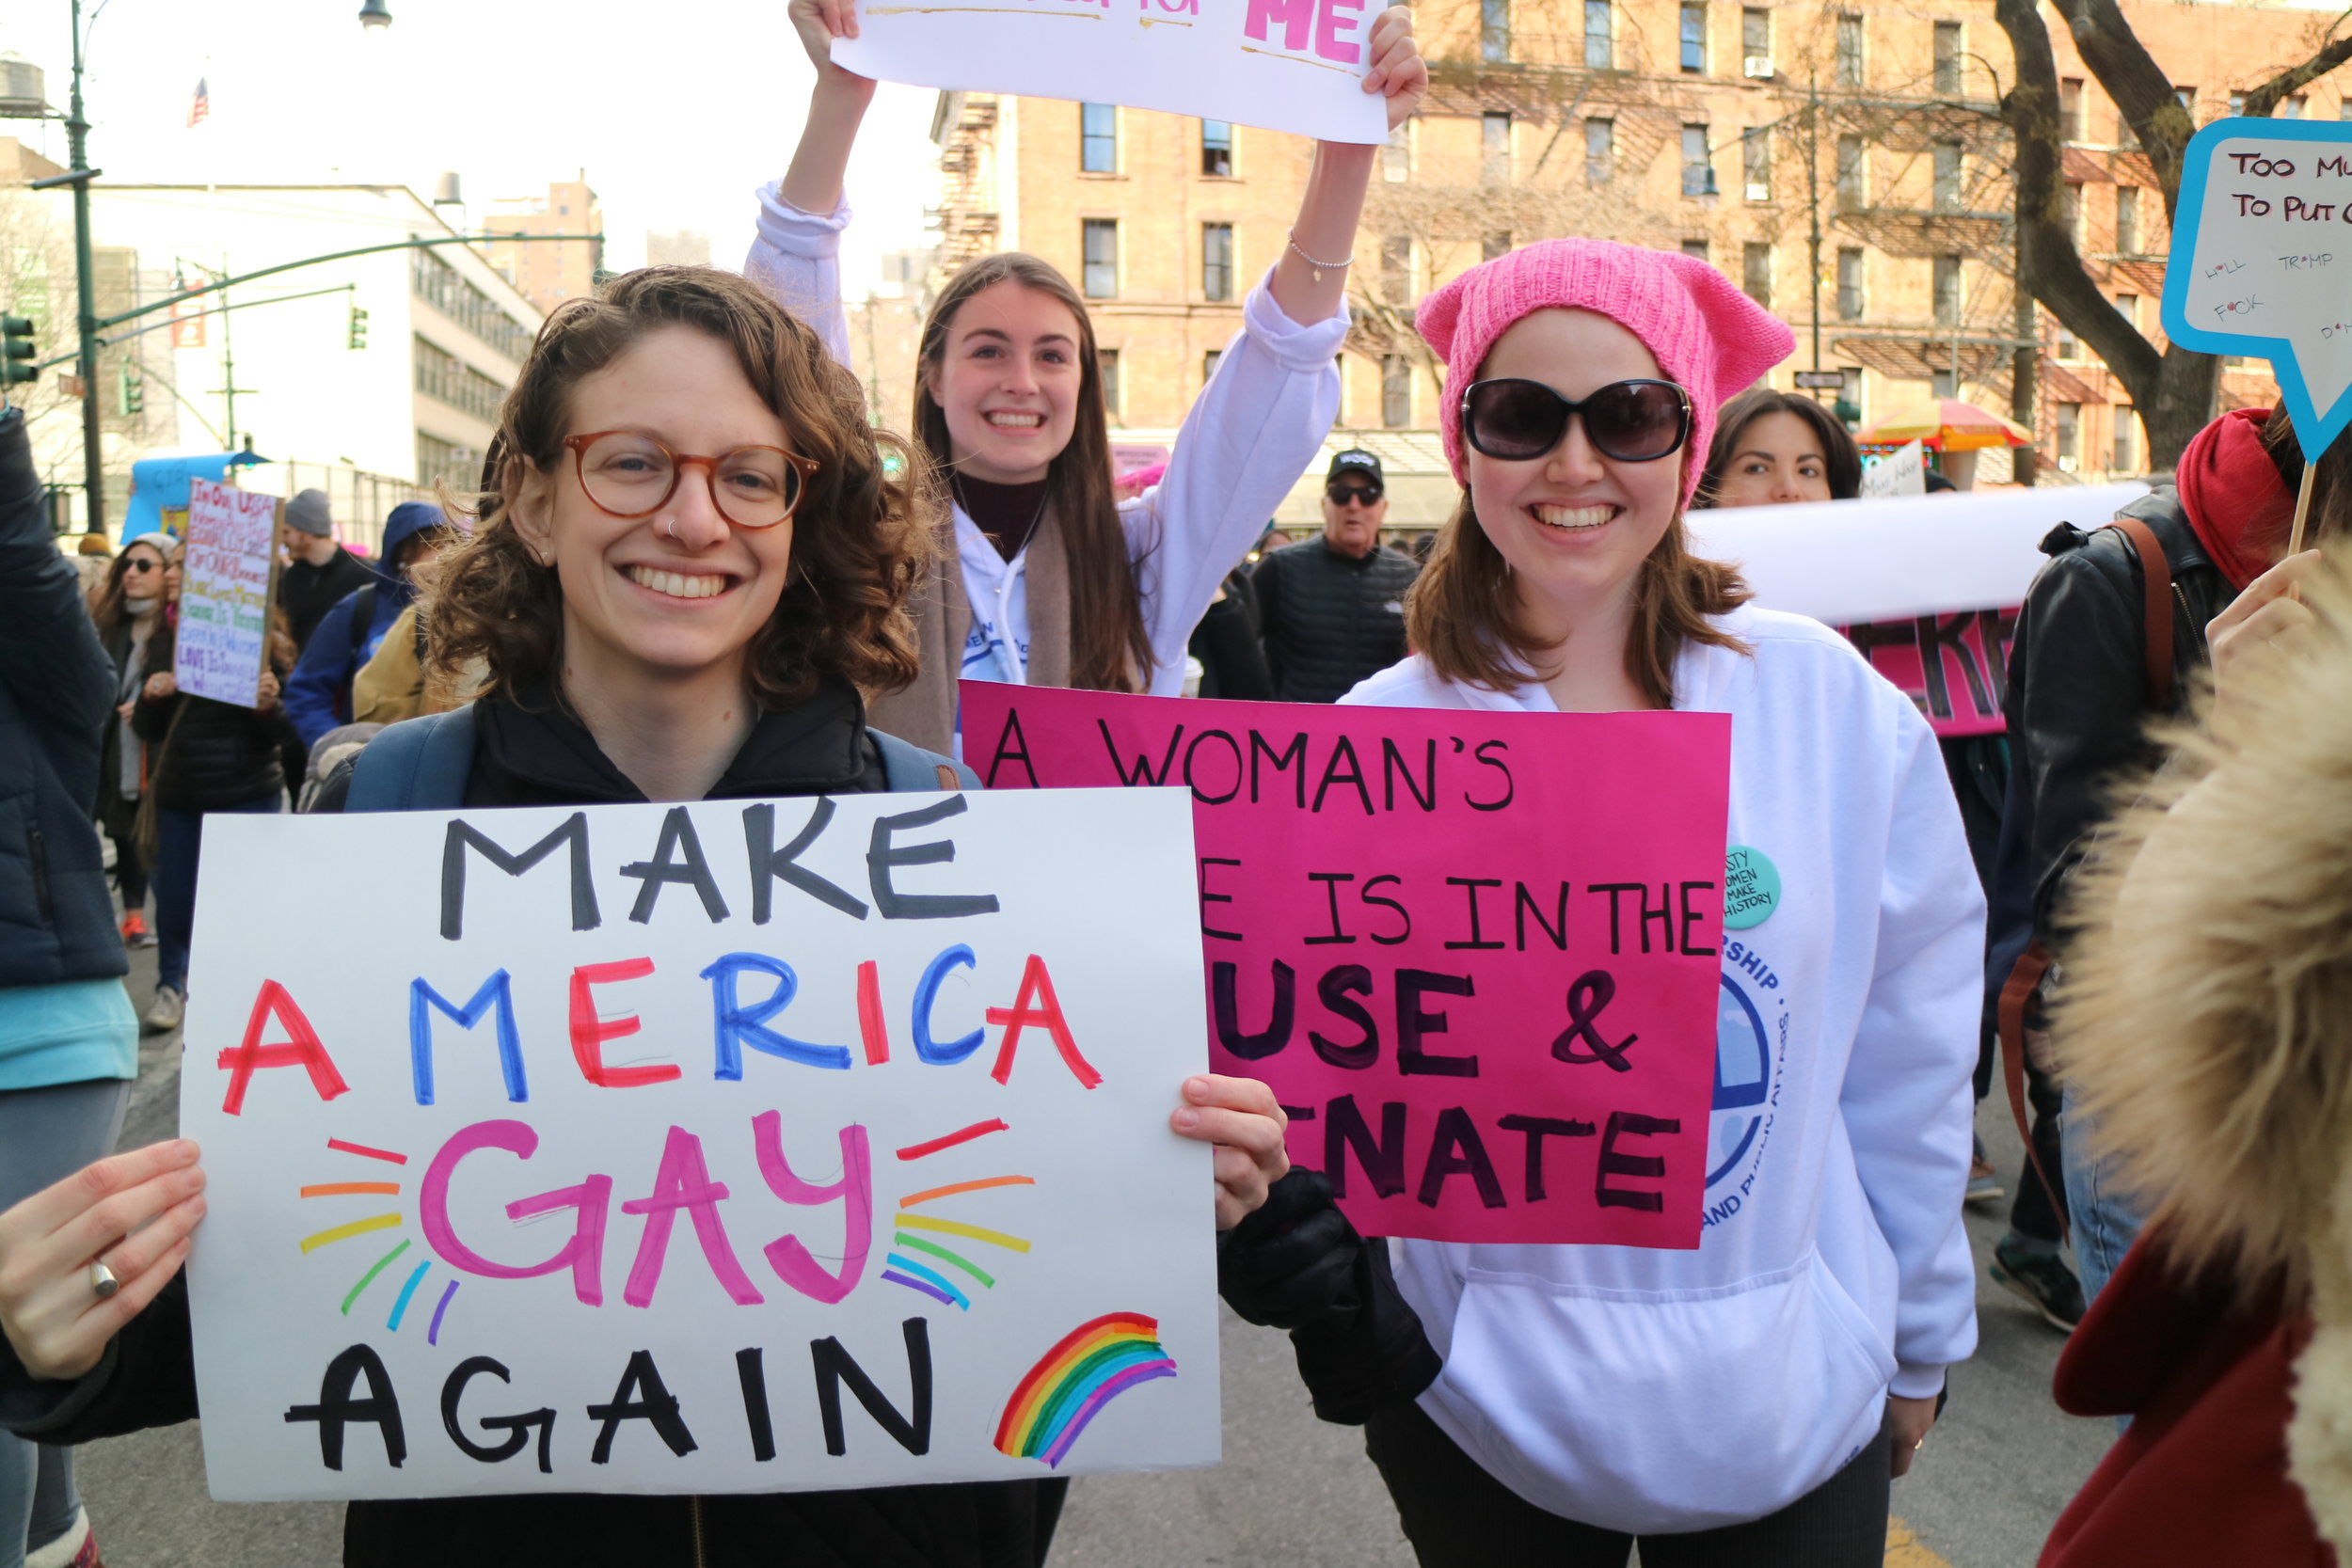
top-left (295, 1137), bottom-right (460, 1341)
top-left (882, 1118), bottom-right (1035, 1310)
top-left (992, 1312), bottom-right (1177, 1467)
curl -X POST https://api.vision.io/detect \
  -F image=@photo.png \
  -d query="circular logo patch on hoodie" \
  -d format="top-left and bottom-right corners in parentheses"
top-left (1723, 846), bottom-right (1780, 929)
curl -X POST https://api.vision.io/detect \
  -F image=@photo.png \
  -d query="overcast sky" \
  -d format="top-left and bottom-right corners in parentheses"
top-left (1, 0), bottom-right (942, 296)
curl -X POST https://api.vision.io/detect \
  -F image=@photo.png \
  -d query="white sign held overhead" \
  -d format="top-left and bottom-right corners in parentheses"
top-left (180, 788), bottom-right (1219, 1501)
top-left (2163, 118), bottom-right (2352, 454)
top-left (832, 0), bottom-right (1390, 145)
top-left (1858, 439), bottom-right (1928, 499)
top-left (177, 479), bottom-right (280, 709)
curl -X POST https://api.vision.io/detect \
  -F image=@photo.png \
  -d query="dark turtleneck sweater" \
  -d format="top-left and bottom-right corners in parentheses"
top-left (952, 474), bottom-right (1051, 562)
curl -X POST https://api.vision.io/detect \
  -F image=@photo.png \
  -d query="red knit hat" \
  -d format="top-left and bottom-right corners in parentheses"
top-left (1417, 239), bottom-right (1797, 508)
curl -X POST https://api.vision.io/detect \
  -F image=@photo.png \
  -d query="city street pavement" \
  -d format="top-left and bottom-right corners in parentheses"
top-left (72, 940), bottom-right (2112, 1568)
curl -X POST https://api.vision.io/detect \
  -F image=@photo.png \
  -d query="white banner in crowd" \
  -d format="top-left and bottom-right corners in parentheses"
top-left (176, 479), bottom-right (280, 710)
top-left (180, 789), bottom-right (1219, 1500)
top-left (1683, 482), bottom-right (2151, 626)
top-left (832, 0), bottom-right (1390, 146)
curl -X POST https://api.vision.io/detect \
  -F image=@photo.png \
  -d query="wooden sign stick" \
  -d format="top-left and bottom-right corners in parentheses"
top-left (2288, 458), bottom-right (2321, 559)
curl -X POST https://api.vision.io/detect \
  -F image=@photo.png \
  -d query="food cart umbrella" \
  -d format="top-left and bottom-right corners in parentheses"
top-left (1858, 399), bottom-right (2035, 453)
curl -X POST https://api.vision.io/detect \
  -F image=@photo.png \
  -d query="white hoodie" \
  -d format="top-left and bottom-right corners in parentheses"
top-left (746, 187), bottom-right (1347, 703)
top-left (1340, 607), bottom-right (1982, 1534)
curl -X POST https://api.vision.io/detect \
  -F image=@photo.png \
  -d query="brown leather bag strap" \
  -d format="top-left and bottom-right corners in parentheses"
top-left (2107, 515), bottom-right (2174, 710)
top-left (1997, 940), bottom-right (2067, 1243)
top-left (935, 763), bottom-right (962, 791)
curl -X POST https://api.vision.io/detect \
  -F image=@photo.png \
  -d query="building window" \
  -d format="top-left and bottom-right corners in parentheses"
top-left (2175, 85), bottom-right (2197, 112)
top-left (1682, 124), bottom-right (1715, 198)
top-left (1682, 238), bottom-right (1710, 261)
top-left (412, 336), bottom-right (506, 421)
top-left (1201, 120), bottom-right (1233, 177)
top-left (1080, 103), bottom-right (1117, 173)
top-left (1931, 369), bottom-right (1958, 398)
top-left (2113, 406), bottom-right (2137, 471)
top-left (1741, 7), bottom-right (1769, 66)
top-left (1835, 12), bottom-right (1864, 87)
top-left (2060, 77), bottom-right (2086, 141)
top-left (2057, 321), bottom-right (2080, 359)
top-left (1741, 242), bottom-right (1772, 308)
top-left (415, 432), bottom-right (480, 494)
top-left (2230, 92), bottom-right (2247, 117)
top-left (1585, 0), bottom-right (1613, 69)
top-left (1484, 231), bottom-right (1515, 261)
top-left (1483, 0), bottom-right (1510, 62)
top-left (1933, 22), bottom-right (1962, 94)
top-left (1680, 4), bottom-right (1707, 71)
top-left (1383, 121), bottom-right (1412, 182)
top-left (1203, 349), bottom-right (1223, 386)
top-left (2119, 108), bottom-right (2139, 148)
top-left (2342, 96), bottom-right (2352, 120)
top-left (2117, 185), bottom-right (2141, 253)
top-left (1380, 235), bottom-right (1412, 303)
top-left (1097, 350), bottom-right (1121, 418)
top-left (1381, 355), bottom-right (1411, 427)
top-left (2057, 402), bottom-right (2082, 469)
top-left (1932, 141), bottom-right (1963, 211)
top-left (1483, 112), bottom-right (1513, 183)
top-left (1742, 127), bottom-right (1771, 200)
top-left (1584, 118), bottom-right (1615, 185)
top-left (2281, 94), bottom-right (2308, 119)
top-left (2115, 292), bottom-right (2139, 330)
top-left (1201, 223), bottom-right (1234, 302)
top-left (1836, 134), bottom-right (1866, 209)
top-left (410, 250), bottom-right (531, 362)
top-left (1083, 219), bottom-right (1119, 298)
top-left (1932, 254), bottom-right (1962, 325)
top-left (2064, 181), bottom-right (2086, 245)
top-left (1837, 247), bottom-right (1865, 321)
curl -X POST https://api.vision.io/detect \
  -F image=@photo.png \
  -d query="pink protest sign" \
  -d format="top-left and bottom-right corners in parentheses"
top-left (1838, 608), bottom-right (2018, 737)
top-left (960, 682), bottom-right (1732, 1247)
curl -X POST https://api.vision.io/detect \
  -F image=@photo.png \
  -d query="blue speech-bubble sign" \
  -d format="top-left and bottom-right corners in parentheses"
top-left (2163, 117), bottom-right (2352, 454)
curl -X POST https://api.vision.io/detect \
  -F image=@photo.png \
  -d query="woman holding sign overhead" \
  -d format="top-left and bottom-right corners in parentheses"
top-left (0, 268), bottom-right (1292, 1565)
top-left (1329, 242), bottom-right (1985, 1566)
top-left (747, 0), bottom-right (1427, 753)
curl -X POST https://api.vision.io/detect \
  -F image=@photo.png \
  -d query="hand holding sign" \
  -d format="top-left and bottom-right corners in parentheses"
top-left (2164, 117), bottom-right (2352, 547)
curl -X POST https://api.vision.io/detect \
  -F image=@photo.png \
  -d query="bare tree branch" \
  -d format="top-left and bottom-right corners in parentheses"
top-left (2048, 0), bottom-right (2199, 217)
top-left (2243, 16), bottom-right (2352, 116)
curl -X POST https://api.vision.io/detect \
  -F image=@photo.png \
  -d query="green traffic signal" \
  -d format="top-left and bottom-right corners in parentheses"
top-left (1, 315), bottom-right (34, 386)
top-left (118, 363), bottom-right (145, 418)
top-left (347, 304), bottom-right (369, 350)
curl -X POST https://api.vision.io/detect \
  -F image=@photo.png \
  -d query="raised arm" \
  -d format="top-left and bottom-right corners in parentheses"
top-left (743, 0), bottom-right (878, 370)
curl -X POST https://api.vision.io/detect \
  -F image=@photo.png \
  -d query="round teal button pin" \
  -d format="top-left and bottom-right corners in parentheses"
top-left (1723, 846), bottom-right (1781, 929)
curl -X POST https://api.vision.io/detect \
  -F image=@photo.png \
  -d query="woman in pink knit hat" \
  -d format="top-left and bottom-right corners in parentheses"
top-left (1335, 240), bottom-right (1985, 1565)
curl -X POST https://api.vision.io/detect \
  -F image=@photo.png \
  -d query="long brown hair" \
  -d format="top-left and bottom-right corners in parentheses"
top-left (87, 534), bottom-right (174, 640)
top-left (914, 253), bottom-right (1150, 693)
top-left (1406, 483), bottom-right (1751, 710)
top-left (1692, 388), bottom-right (1864, 505)
top-left (428, 266), bottom-right (937, 708)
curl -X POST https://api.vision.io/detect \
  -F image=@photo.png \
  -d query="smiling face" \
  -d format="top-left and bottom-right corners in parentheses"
top-left (1709, 410), bottom-right (1832, 508)
top-left (507, 325), bottom-right (798, 689)
top-left (1467, 308), bottom-right (1686, 637)
top-left (925, 278), bottom-right (1086, 485)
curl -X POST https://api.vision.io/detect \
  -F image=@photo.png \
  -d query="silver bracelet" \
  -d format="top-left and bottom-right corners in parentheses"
top-left (1286, 230), bottom-right (1356, 283)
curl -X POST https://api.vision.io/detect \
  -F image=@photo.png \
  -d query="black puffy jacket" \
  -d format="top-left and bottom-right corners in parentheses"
top-left (130, 619), bottom-right (297, 812)
top-left (2, 679), bottom-right (1067, 1568)
top-left (0, 406), bottom-right (127, 990)
top-left (1252, 538), bottom-right (1419, 705)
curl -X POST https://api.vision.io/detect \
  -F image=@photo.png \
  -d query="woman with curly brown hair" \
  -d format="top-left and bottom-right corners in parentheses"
top-left (0, 266), bottom-right (1290, 1567)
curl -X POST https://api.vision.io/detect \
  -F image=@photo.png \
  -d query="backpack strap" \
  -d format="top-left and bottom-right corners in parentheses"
top-left (348, 582), bottom-right (377, 660)
top-left (873, 729), bottom-right (979, 792)
top-left (2106, 515), bottom-right (2175, 710)
top-left (1996, 940), bottom-right (2066, 1243)
top-left (346, 705), bottom-right (479, 812)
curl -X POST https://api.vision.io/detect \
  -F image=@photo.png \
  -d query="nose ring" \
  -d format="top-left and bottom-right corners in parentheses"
top-left (665, 517), bottom-right (679, 543)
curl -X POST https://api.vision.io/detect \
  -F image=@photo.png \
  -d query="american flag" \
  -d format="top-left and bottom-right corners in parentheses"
top-left (187, 77), bottom-right (209, 128)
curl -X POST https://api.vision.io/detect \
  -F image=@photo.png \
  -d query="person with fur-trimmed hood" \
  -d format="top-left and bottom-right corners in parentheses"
top-left (2035, 532), bottom-right (2352, 1567)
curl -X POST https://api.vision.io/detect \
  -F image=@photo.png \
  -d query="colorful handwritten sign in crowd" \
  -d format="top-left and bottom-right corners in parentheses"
top-left (1839, 610), bottom-right (2016, 736)
top-left (181, 790), bottom-right (1219, 1499)
top-left (177, 479), bottom-right (280, 710)
top-left (959, 683), bottom-right (1732, 1247)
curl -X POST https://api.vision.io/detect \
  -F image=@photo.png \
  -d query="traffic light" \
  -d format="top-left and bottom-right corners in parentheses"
top-left (347, 303), bottom-right (369, 350)
top-left (118, 363), bottom-right (145, 418)
top-left (1, 315), bottom-right (34, 386)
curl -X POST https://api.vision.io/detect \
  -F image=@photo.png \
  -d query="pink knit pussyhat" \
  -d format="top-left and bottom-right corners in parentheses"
top-left (1416, 239), bottom-right (1796, 510)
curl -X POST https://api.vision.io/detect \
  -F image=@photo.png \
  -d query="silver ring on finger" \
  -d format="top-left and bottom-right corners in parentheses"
top-left (89, 1259), bottom-right (121, 1299)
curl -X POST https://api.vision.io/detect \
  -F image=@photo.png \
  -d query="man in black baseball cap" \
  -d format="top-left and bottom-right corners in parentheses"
top-left (1250, 448), bottom-right (1422, 702)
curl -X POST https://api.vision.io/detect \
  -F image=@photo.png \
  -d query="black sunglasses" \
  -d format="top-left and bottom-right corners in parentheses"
top-left (1460, 378), bottom-right (1692, 465)
top-left (1327, 481), bottom-right (1383, 505)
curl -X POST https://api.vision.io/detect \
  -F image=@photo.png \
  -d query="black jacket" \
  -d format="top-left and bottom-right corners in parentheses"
top-left (0, 406), bottom-right (128, 990)
top-left (1186, 567), bottom-right (1275, 702)
top-left (280, 545), bottom-right (377, 652)
top-left (2, 679), bottom-right (1067, 1568)
top-left (130, 620), bottom-right (298, 812)
top-left (2004, 484), bottom-right (2229, 942)
top-left (1252, 538), bottom-right (1419, 705)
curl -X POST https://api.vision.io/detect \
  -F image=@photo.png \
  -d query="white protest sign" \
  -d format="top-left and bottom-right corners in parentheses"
top-left (180, 788), bottom-right (1219, 1500)
top-left (832, 0), bottom-right (1389, 146)
top-left (2163, 118), bottom-right (2352, 454)
top-left (177, 479), bottom-right (280, 709)
top-left (1684, 482), bottom-right (2149, 625)
top-left (1858, 439), bottom-right (1928, 499)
